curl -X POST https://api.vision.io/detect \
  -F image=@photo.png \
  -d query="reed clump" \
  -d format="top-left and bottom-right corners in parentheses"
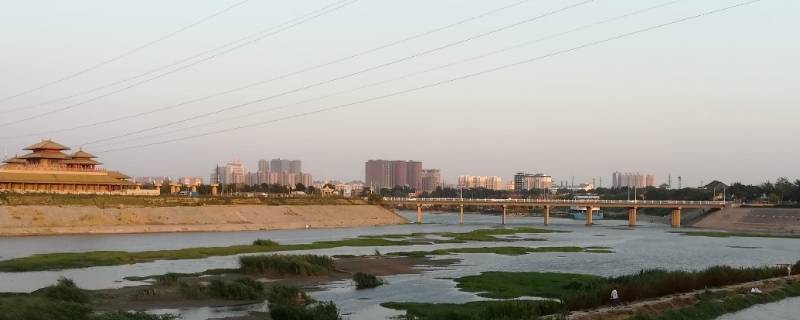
top-left (239, 254), bottom-right (335, 276)
top-left (353, 272), bottom-right (384, 290)
top-left (266, 285), bottom-right (341, 320)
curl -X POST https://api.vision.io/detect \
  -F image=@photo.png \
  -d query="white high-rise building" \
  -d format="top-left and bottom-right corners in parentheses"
top-left (612, 172), bottom-right (656, 189)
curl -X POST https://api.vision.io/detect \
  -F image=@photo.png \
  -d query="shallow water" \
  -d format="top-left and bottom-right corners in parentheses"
top-left (1, 210), bottom-right (798, 319)
top-left (716, 297), bottom-right (800, 320)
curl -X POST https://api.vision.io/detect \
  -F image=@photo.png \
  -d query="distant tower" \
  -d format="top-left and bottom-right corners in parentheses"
top-left (599, 177), bottom-right (603, 188)
top-left (668, 174), bottom-right (672, 189)
top-left (592, 178), bottom-right (596, 189)
top-left (678, 176), bottom-right (682, 190)
top-left (571, 176), bottom-right (575, 187)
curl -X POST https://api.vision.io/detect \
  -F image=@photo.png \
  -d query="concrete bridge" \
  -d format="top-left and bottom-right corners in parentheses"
top-left (382, 197), bottom-right (727, 228)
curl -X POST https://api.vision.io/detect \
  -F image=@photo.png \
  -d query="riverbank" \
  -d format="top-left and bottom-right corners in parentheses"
top-left (0, 204), bottom-right (405, 236)
top-left (690, 207), bottom-right (800, 234)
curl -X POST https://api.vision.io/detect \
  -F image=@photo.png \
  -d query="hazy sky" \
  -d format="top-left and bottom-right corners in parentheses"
top-left (0, 0), bottom-right (797, 186)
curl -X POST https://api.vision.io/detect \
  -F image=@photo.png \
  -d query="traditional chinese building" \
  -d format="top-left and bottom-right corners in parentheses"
top-left (0, 139), bottom-right (144, 194)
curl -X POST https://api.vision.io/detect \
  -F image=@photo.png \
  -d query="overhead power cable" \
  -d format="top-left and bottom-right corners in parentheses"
top-left (97, 0), bottom-right (764, 154)
top-left (80, 0), bottom-right (596, 147)
top-left (6, 0), bottom-right (538, 139)
top-left (0, 0), bottom-right (359, 127)
top-left (90, 0), bottom-right (686, 149)
top-left (0, 0), bottom-right (251, 105)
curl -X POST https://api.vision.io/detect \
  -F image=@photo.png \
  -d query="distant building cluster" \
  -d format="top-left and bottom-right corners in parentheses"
top-left (211, 158), bottom-right (312, 187)
top-left (612, 172), bottom-right (656, 189)
top-left (422, 169), bottom-right (442, 193)
top-left (364, 160), bottom-right (441, 193)
top-left (313, 180), bottom-right (365, 197)
top-left (514, 173), bottom-right (553, 192)
top-left (458, 175), bottom-right (503, 190)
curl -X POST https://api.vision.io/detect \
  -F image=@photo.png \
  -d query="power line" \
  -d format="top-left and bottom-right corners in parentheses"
top-left (0, 0), bottom-right (359, 127)
top-left (91, 0), bottom-right (685, 149)
top-left (0, 0), bottom-right (251, 105)
top-left (80, 0), bottom-right (596, 147)
top-left (6, 0), bottom-right (538, 139)
top-left (97, 0), bottom-right (764, 154)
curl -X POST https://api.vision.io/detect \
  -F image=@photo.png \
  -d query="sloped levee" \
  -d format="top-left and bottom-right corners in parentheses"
top-left (0, 205), bottom-right (407, 236)
top-left (690, 207), bottom-right (800, 233)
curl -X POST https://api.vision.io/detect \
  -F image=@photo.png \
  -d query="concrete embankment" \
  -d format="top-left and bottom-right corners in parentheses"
top-left (690, 207), bottom-right (800, 233)
top-left (0, 205), bottom-right (407, 236)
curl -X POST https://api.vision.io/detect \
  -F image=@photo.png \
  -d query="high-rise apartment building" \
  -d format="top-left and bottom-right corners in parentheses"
top-left (211, 161), bottom-right (246, 185)
top-left (270, 159), bottom-right (290, 173)
top-left (458, 175), bottom-right (503, 190)
top-left (514, 173), bottom-right (553, 192)
top-left (612, 172), bottom-right (656, 189)
top-left (289, 160), bottom-right (302, 174)
top-left (421, 169), bottom-right (442, 193)
top-left (258, 159), bottom-right (270, 173)
top-left (365, 160), bottom-right (424, 190)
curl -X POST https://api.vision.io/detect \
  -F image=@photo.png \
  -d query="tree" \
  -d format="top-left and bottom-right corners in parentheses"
top-left (295, 183), bottom-right (306, 192)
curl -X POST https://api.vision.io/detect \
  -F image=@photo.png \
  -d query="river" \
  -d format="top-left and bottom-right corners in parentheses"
top-left (1, 210), bottom-right (798, 319)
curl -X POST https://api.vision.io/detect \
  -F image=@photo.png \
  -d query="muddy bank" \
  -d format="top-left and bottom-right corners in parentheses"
top-left (0, 205), bottom-right (406, 236)
top-left (690, 207), bottom-right (800, 234)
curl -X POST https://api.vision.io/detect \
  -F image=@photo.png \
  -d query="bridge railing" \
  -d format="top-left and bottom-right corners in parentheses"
top-left (382, 197), bottom-right (725, 206)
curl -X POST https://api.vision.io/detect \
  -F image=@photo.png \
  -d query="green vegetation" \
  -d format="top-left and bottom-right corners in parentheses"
top-left (352, 272), bottom-right (384, 290)
top-left (0, 227), bottom-right (568, 272)
top-left (452, 264), bottom-right (791, 311)
top-left (456, 272), bottom-right (603, 299)
top-left (0, 278), bottom-right (176, 320)
top-left (631, 282), bottom-right (800, 320)
top-left (33, 277), bottom-right (90, 304)
top-left (436, 227), bottom-right (565, 242)
top-left (253, 239), bottom-right (280, 246)
top-left (239, 254), bottom-right (335, 276)
top-left (389, 246), bottom-right (612, 258)
top-left (208, 278), bottom-right (264, 300)
top-left (671, 231), bottom-right (800, 239)
top-left (266, 285), bottom-right (341, 320)
top-left (382, 300), bottom-right (565, 320)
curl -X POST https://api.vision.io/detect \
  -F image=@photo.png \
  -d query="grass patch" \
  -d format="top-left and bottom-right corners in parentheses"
top-left (631, 282), bottom-right (800, 320)
top-left (452, 264), bottom-right (794, 311)
top-left (382, 300), bottom-right (565, 320)
top-left (208, 278), bottom-right (264, 300)
top-left (239, 254), bottom-right (335, 276)
top-left (353, 272), bottom-right (384, 290)
top-left (266, 285), bottom-right (341, 320)
top-left (32, 277), bottom-right (90, 304)
top-left (389, 246), bottom-right (612, 258)
top-left (0, 227), bottom-right (569, 272)
top-left (671, 231), bottom-right (800, 239)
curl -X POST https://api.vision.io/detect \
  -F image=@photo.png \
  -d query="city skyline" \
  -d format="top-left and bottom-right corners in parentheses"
top-left (0, 0), bottom-right (796, 187)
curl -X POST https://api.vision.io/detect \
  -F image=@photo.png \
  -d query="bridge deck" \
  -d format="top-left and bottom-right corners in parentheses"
top-left (383, 197), bottom-right (725, 209)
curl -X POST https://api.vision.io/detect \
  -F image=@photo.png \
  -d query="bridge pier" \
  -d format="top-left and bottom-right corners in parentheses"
top-left (543, 205), bottom-right (550, 226)
top-left (671, 208), bottom-right (682, 228)
top-left (628, 207), bottom-right (638, 227)
top-left (416, 204), bottom-right (422, 224)
top-left (586, 206), bottom-right (593, 226)
top-left (502, 205), bottom-right (507, 225)
top-left (459, 205), bottom-right (464, 224)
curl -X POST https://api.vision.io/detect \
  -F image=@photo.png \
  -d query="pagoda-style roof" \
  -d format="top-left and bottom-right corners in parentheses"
top-left (24, 139), bottom-right (71, 151)
top-left (2, 156), bottom-right (26, 164)
top-left (107, 171), bottom-right (132, 180)
top-left (69, 150), bottom-right (97, 159)
top-left (0, 171), bottom-right (135, 185)
top-left (63, 158), bottom-right (102, 165)
top-left (19, 152), bottom-right (69, 160)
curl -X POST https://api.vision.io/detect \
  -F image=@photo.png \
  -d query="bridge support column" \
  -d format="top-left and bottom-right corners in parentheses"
top-left (502, 205), bottom-right (507, 225)
top-left (416, 204), bottom-right (422, 224)
top-left (459, 205), bottom-right (464, 225)
top-left (628, 207), bottom-right (637, 227)
top-left (543, 206), bottom-right (550, 226)
top-left (671, 208), bottom-right (681, 228)
top-left (586, 206), bottom-right (593, 226)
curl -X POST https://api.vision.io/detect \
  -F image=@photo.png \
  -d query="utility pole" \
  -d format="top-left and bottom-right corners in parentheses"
top-left (678, 176), bottom-right (682, 190)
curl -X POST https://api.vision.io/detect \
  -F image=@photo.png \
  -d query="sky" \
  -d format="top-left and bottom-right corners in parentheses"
top-left (0, 0), bottom-right (797, 187)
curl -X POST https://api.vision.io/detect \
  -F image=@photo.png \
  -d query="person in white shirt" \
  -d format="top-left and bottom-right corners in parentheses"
top-left (610, 288), bottom-right (620, 307)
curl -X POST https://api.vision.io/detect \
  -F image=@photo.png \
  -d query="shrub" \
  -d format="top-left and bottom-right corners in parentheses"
top-left (239, 254), bottom-right (335, 276)
top-left (267, 285), bottom-right (312, 307)
top-left (269, 301), bottom-right (342, 320)
top-left (0, 296), bottom-right (93, 320)
top-left (208, 278), bottom-right (264, 300)
top-left (252, 239), bottom-right (280, 247)
top-left (154, 273), bottom-right (182, 286)
top-left (178, 281), bottom-right (208, 299)
top-left (94, 311), bottom-right (178, 320)
top-left (34, 277), bottom-right (90, 304)
top-left (353, 272), bottom-right (384, 290)
top-left (793, 260), bottom-right (800, 275)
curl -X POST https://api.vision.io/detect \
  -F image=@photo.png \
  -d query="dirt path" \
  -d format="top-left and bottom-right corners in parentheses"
top-left (569, 275), bottom-right (800, 320)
